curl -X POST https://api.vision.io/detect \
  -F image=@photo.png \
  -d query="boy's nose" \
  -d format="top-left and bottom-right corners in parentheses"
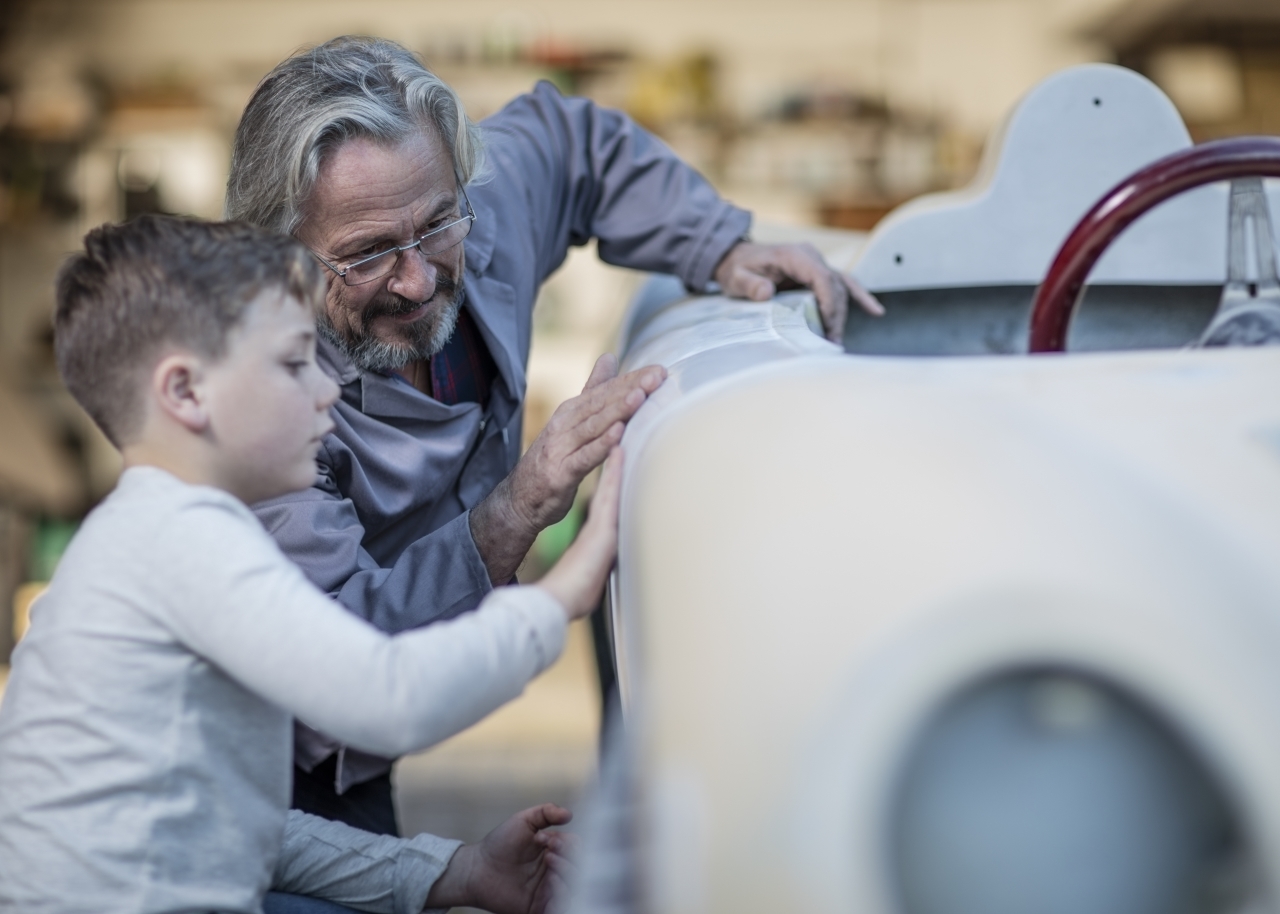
top-left (387, 246), bottom-right (437, 302)
top-left (317, 372), bottom-right (340, 411)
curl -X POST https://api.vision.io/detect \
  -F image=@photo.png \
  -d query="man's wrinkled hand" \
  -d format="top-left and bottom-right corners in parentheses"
top-left (713, 240), bottom-right (884, 343)
top-left (426, 803), bottom-right (578, 914)
top-left (470, 353), bottom-right (664, 584)
top-left (501, 354), bottom-right (661, 536)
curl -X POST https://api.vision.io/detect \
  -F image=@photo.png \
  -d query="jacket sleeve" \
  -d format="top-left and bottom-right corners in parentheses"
top-left (272, 810), bottom-right (461, 914)
top-left (255, 485), bottom-right (492, 634)
top-left (483, 81), bottom-right (752, 291)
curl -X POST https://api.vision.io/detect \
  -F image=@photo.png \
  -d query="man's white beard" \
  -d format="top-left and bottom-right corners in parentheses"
top-left (320, 287), bottom-right (463, 374)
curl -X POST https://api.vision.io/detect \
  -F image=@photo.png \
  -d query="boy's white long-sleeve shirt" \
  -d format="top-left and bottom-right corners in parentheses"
top-left (0, 466), bottom-right (568, 913)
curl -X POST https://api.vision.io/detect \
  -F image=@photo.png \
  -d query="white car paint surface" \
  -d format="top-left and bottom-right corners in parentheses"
top-left (580, 62), bottom-right (1280, 914)
top-left (613, 340), bottom-right (1280, 914)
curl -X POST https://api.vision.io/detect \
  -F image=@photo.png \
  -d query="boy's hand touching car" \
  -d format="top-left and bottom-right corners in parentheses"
top-left (536, 446), bottom-right (624, 620)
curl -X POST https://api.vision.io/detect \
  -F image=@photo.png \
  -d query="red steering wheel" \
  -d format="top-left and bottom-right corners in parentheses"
top-left (1029, 136), bottom-right (1280, 353)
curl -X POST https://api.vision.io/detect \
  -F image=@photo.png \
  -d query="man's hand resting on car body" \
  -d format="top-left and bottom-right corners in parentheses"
top-left (425, 804), bottom-right (579, 914)
top-left (713, 240), bottom-right (885, 343)
top-left (470, 354), bottom-right (661, 586)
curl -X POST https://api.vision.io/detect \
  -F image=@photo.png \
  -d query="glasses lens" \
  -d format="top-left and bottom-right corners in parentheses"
top-left (419, 214), bottom-right (473, 256)
top-left (344, 250), bottom-right (399, 286)
top-left (341, 211), bottom-right (474, 286)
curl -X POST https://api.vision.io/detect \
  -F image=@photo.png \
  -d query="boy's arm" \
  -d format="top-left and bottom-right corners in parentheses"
top-left (161, 544), bottom-right (566, 758)
top-left (274, 806), bottom-right (575, 914)
top-left (153, 451), bottom-right (623, 758)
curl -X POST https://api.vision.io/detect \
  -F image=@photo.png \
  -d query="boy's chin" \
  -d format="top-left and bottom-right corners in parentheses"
top-left (240, 464), bottom-right (320, 506)
top-left (281, 463), bottom-right (321, 497)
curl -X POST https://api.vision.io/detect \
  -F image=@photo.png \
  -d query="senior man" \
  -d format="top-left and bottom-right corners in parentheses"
top-left (227, 35), bottom-right (881, 837)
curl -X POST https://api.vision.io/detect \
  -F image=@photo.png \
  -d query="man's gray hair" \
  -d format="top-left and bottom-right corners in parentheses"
top-left (226, 36), bottom-right (484, 234)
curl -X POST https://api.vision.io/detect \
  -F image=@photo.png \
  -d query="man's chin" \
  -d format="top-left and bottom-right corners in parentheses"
top-left (321, 296), bottom-right (461, 374)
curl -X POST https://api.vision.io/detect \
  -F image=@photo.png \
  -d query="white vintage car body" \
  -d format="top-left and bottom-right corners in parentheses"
top-left (585, 64), bottom-right (1280, 914)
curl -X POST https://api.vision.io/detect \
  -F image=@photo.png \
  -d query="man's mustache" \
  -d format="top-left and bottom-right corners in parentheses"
top-left (364, 274), bottom-right (459, 322)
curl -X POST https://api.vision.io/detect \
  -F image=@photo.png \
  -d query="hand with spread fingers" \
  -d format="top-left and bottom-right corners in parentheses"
top-left (713, 240), bottom-right (885, 343)
top-left (425, 803), bottom-right (579, 914)
top-left (470, 354), bottom-right (664, 585)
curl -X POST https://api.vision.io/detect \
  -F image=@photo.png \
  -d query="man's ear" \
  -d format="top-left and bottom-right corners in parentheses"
top-left (152, 353), bottom-right (210, 433)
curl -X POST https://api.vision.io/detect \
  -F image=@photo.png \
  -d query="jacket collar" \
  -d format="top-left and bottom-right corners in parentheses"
top-left (461, 187), bottom-right (525, 409)
top-left (462, 182), bottom-right (496, 275)
top-left (316, 333), bottom-right (362, 387)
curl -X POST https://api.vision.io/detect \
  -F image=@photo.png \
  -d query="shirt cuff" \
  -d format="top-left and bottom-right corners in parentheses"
top-left (274, 811), bottom-right (464, 914)
top-left (453, 509), bottom-right (497, 604)
top-left (395, 834), bottom-right (465, 914)
top-left (681, 204), bottom-right (753, 292)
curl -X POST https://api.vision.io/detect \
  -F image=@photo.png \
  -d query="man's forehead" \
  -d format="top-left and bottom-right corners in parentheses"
top-left (302, 129), bottom-right (456, 233)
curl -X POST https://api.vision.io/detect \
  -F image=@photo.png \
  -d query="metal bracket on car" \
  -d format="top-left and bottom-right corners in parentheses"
top-left (1198, 177), bottom-right (1280, 347)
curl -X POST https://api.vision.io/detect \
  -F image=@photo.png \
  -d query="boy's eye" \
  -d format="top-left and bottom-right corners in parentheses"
top-left (284, 360), bottom-right (309, 375)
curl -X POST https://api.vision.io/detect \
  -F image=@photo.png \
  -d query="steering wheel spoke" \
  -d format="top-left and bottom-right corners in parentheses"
top-left (1199, 177), bottom-right (1280, 348)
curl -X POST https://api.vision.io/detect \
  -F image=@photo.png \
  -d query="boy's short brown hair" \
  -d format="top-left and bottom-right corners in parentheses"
top-left (55, 215), bottom-right (327, 447)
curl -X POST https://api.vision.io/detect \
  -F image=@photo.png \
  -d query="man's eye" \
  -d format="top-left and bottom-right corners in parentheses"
top-left (422, 212), bottom-right (457, 235)
top-left (352, 244), bottom-right (392, 260)
top-left (284, 360), bottom-right (308, 375)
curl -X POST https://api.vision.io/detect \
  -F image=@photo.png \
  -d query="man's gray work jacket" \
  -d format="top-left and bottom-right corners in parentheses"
top-left (254, 82), bottom-right (751, 789)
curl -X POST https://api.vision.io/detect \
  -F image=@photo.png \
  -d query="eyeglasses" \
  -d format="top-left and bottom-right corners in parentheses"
top-left (313, 187), bottom-right (476, 287)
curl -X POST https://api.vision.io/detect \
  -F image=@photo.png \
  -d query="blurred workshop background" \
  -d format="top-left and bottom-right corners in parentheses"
top-left (0, 0), bottom-right (1277, 843)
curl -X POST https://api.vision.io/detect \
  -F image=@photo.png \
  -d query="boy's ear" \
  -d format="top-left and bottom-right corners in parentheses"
top-left (151, 353), bottom-right (210, 433)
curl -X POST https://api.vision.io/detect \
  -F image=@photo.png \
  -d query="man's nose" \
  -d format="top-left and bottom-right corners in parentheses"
top-left (387, 246), bottom-right (438, 301)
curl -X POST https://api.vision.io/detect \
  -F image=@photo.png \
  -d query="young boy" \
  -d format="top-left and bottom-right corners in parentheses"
top-left (0, 215), bottom-right (625, 913)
